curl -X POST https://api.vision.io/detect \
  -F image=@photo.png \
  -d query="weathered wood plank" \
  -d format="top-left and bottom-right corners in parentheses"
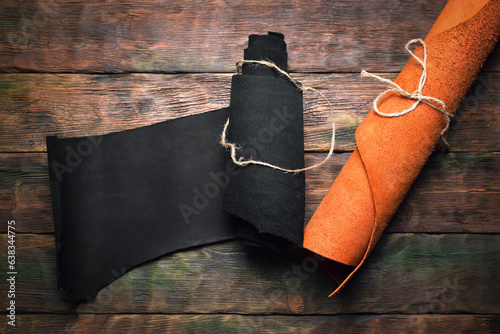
top-left (4, 0), bottom-right (498, 73)
top-left (7, 314), bottom-right (500, 334)
top-left (306, 152), bottom-right (500, 233)
top-left (0, 234), bottom-right (499, 314)
top-left (1, 152), bottom-right (498, 233)
top-left (0, 153), bottom-right (51, 233)
top-left (0, 72), bottom-right (498, 153)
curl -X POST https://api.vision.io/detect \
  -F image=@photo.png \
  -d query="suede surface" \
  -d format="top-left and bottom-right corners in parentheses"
top-left (303, 0), bottom-right (500, 296)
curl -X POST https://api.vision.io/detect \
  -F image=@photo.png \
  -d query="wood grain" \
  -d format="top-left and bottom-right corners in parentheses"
top-left (8, 314), bottom-right (500, 334)
top-left (1, 0), bottom-right (499, 331)
top-left (0, 72), bottom-right (498, 153)
top-left (1, 152), bottom-right (498, 233)
top-left (3, 0), bottom-right (498, 74)
top-left (306, 152), bottom-right (500, 233)
top-left (0, 234), bottom-right (499, 314)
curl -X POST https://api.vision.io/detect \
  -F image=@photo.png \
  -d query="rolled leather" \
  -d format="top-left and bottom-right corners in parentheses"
top-left (47, 32), bottom-right (305, 303)
top-left (303, 0), bottom-right (500, 296)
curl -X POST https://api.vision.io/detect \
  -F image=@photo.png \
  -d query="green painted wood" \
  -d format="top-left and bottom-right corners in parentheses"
top-left (4, 0), bottom-right (498, 74)
top-left (0, 234), bottom-right (499, 314)
top-left (1, 152), bottom-right (498, 233)
top-left (0, 72), bottom-right (498, 153)
top-left (7, 314), bottom-right (500, 334)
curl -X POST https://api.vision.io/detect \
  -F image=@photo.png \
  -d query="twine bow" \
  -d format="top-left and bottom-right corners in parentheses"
top-left (361, 39), bottom-right (453, 147)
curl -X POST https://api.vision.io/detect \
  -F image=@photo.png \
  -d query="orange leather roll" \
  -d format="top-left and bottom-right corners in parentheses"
top-left (303, 0), bottom-right (500, 296)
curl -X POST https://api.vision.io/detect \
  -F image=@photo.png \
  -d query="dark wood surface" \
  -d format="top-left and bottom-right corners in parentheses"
top-left (1, 0), bottom-right (499, 332)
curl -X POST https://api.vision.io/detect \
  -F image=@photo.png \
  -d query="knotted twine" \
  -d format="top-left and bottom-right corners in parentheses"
top-left (361, 39), bottom-right (453, 147)
top-left (220, 59), bottom-right (336, 174)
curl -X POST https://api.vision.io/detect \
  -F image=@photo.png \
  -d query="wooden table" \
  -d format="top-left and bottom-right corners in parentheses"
top-left (1, 0), bottom-right (499, 332)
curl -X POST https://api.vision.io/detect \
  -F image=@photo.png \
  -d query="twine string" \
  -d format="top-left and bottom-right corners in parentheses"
top-left (361, 39), bottom-right (453, 147)
top-left (220, 59), bottom-right (336, 174)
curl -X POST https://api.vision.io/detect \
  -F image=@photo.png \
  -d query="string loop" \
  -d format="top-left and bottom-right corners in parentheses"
top-left (361, 39), bottom-right (453, 147)
top-left (221, 59), bottom-right (336, 174)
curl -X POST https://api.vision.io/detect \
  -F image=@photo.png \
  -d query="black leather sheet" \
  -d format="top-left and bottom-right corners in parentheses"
top-left (46, 32), bottom-right (305, 304)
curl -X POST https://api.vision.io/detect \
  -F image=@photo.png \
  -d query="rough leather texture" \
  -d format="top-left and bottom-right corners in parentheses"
top-left (303, 0), bottom-right (500, 296)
